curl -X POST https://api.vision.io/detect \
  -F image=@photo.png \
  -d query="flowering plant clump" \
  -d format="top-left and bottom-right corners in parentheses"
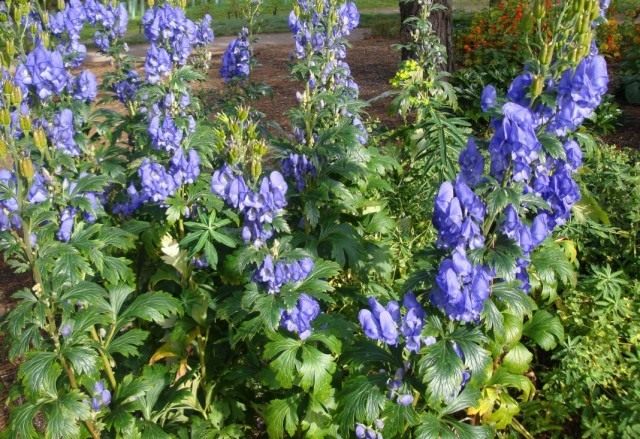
top-left (220, 27), bottom-right (251, 82)
top-left (0, 0), bottom-right (617, 437)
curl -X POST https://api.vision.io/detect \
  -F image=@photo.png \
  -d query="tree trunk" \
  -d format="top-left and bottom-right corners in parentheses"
top-left (399, 0), bottom-right (421, 61)
top-left (399, 0), bottom-right (454, 72)
top-left (431, 0), bottom-right (453, 72)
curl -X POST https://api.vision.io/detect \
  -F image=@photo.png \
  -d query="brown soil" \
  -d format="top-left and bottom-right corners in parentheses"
top-left (603, 103), bottom-right (640, 149)
top-left (203, 35), bottom-right (402, 130)
top-left (0, 262), bottom-right (32, 431)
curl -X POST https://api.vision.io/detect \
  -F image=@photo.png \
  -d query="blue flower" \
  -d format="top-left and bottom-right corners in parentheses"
top-left (458, 138), bottom-right (484, 187)
top-left (170, 148), bottom-right (200, 185)
top-left (358, 297), bottom-right (399, 346)
top-left (431, 247), bottom-right (493, 322)
top-left (27, 172), bottom-right (49, 204)
top-left (48, 109), bottom-right (80, 156)
top-left (220, 28), bottom-right (251, 82)
top-left (113, 70), bottom-right (140, 103)
top-left (282, 153), bottom-right (317, 191)
top-left (397, 394), bottom-right (414, 406)
top-left (14, 43), bottom-right (69, 100)
top-left (355, 424), bottom-right (382, 439)
top-left (72, 71), bottom-right (97, 102)
top-left (433, 178), bottom-right (485, 250)
top-left (338, 2), bottom-right (360, 35)
top-left (549, 53), bottom-right (609, 135)
top-left (138, 159), bottom-right (178, 203)
top-left (254, 255), bottom-right (314, 293)
top-left (57, 38), bottom-right (87, 68)
top-left (280, 293), bottom-right (320, 339)
top-left (195, 14), bottom-right (214, 45)
top-left (113, 184), bottom-right (148, 216)
top-left (145, 44), bottom-right (173, 84)
top-left (480, 84), bottom-right (497, 112)
top-left (91, 381), bottom-right (111, 411)
top-left (57, 207), bottom-right (76, 242)
top-left (563, 139), bottom-right (583, 170)
top-left (507, 72), bottom-right (533, 106)
top-left (489, 102), bottom-right (541, 180)
top-left (148, 114), bottom-right (183, 152)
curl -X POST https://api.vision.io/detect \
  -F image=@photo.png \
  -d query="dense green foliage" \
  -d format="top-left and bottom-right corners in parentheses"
top-left (0, 0), bottom-right (637, 438)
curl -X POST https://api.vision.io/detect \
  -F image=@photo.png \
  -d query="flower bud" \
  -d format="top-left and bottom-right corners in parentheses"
top-left (19, 157), bottom-right (34, 181)
top-left (13, 6), bottom-right (23, 25)
top-left (147, 0), bottom-right (155, 7)
top-left (531, 75), bottom-right (545, 99)
top-left (40, 33), bottom-right (50, 48)
top-left (11, 86), bottom-right (22, 105)
top-left (0, 139), bottom-right (8, 159)
top-left (33, 127), bottom-right (47, 151)
top-left (5, 39), bottom-right (15, 58)
top-left (19, 115), bottom-right (31, 134)
top-left (251, 160), bottom-right (261, 182)
top-left (57, 0), bottom-right (65, 11)
top-left (0, 108), bottom-right (10, 126)
top-left (533, 0), bottom-right (545, 19)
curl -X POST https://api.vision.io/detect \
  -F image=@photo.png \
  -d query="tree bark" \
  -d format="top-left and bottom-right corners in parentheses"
top-left (399, 0), bottom-right (454, 72)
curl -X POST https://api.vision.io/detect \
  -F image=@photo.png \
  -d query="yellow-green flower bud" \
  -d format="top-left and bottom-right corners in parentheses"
top-left (33, 127), bottom-right (47, 151)
top-left (5, 39), bottom-right (15, 58)
top-left (0, 138), bottom-right (7, 159)
top-left (10, 86), bottom-right (22, 106)
top-left (531, 75), bottom-right (545, 100)
top-left (251, 160), bottom-right (261, 182)
top-left (19, 115), bottom-right (31, 134)
top-left (19, 157), bottom-right (34, 181)
top-left (0, 109), bottom-right (11, 127)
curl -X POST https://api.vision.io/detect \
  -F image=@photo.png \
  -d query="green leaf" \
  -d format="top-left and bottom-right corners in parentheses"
top-left (61, 281), bottom-right (109, 311)
top-left (523, 309), bottom-right (564, 351)
top-left (19, 351), bottom-right (61, 397)
top-left (381, 401), bottom-right (419, 438)
top-left (501, 313), bottom-right (524, 347)
top-left (264, 336), bottom-right (302, 389)
top-left (120, 291), bottom-right (182, 324)
top-left (489, 367), bottom-right (535, 400)
top-left (62, 345), bottom-right (99, 375)
top-left (336, 375), bottom-right (386, 432)
top-left (108, 329), bottom-right (149, 357)
top-left (442, 387), bottom-right (481, 415)
top-left (45, 390), bottom-right (91, 439)
top-left (531, 241), bottom-right (576, 289)
top-left (108, 285), bottom-right (135, 319)
top-left (450, 327), bottom-right (490, 374)
top-left (264, 397), bottom-right (300, 439)
top-left (538, 132), bottom-right (566, 160)
top-left (342, 341), bottom-right (398, 368)
top-left (502, 343), bottom-right (533, 374)
top-left (492, 281), bottom-right (536, 319)
top-left (481, 237), bottom-right (522, 278)
top-left (418, 340), bottom-right (464, 401)
top-left (9, 402), bottom-right (39, 438)
top-left (298, 345), bottom-right (335, 393)
top-left (415, 413), bottom-right (493, 439)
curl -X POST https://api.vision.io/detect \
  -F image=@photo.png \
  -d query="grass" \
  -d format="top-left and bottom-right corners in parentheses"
top-left (81, 0), bottom-right (487, 46)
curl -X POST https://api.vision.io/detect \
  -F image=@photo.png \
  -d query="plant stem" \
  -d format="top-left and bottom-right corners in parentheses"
top-left (90, 327), bottom-right (118, 390)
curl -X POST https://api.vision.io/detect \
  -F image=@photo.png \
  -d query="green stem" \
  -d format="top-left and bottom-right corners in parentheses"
top-left (90, 327), bottom-right (118, 391)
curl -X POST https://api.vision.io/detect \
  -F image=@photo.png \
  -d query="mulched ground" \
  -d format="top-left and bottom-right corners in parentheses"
top-left (203, 35), bottom-right (403, 130)
top-left (0, 262), bottom-right (32, 431)
top-left (603, 103), bottom-right (640, 148)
